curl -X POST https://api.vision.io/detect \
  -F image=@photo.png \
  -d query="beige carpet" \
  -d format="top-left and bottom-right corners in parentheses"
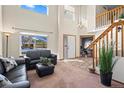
top-left (28, 60), bottom-right (124, 88)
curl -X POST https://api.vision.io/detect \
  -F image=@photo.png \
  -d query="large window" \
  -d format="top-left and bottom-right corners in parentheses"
top-left (64, 5), bottom-right (75, 21)
top-left (21, 33), bottom-right (48, 53)
top-left (21, 5), bottom-right (48, 15)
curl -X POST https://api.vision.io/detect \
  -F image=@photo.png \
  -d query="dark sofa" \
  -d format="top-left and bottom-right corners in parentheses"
top-left (25, 50), bottom-right (57, 70)
top-left (0, 58), bottom-right (30, 88)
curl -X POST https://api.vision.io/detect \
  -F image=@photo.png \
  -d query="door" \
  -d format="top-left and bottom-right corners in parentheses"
top-left (64, 35), bottom-right (76, 59)
top-left (64, 35), bottom-right (68, 59)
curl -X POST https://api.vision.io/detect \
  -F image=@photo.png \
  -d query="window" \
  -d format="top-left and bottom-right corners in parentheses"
top-left (21, 5), bottom-right (48, 15)
top-left (64, 6), bottom-right (75, 21)
top-left (20, 33), bottom-right (48, 54)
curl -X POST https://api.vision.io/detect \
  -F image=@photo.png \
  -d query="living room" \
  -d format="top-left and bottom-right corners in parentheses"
top-left (0, 0), bottom-right (124, 91)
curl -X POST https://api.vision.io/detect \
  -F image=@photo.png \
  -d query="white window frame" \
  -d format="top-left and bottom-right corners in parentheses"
top-left (64, 5), bottom-right (75, 21)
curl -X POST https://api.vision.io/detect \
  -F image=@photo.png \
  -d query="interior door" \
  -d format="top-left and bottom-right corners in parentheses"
top-left (64, 36), bottom-right (68, 59)
top-left (67, 35), bottom-right (76, 58)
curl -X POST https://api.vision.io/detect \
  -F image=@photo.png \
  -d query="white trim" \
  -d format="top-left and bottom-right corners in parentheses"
top-left (20, 32), bottom-right (48, 37)
top-left (12, 27), bottom-right (53, 34)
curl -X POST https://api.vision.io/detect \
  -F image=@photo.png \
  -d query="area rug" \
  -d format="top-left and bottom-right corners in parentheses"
top-left (62, 58), bottom-right (92, 71)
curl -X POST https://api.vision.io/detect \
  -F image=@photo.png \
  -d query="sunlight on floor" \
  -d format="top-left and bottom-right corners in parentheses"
top-left (62, 59), bottom-right (84, 62)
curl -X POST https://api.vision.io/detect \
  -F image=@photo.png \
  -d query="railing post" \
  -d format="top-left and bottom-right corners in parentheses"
top-left (111, 11), bottom-right (114, 24)
top-left (111, 29), bottom-right (113, 46)
top-left (95, 44), bottom-right (98, 66)
top-left (122, 24), bottom-right (124, 56)
top-left (89, 44), bottom-right (95, 73)
top-left (116, 26), bottom-right (118, 56)
top-left (93, 44), bottom-right (95, 70)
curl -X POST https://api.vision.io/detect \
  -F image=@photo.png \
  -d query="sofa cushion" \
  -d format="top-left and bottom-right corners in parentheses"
top-left (26, 50), bottom-right (41, 60)
top-left (40, 50), bottom-right (51, 57)
top-left (0, 57), bottom-right (17, 72)
top-left (30, 59), bottom-right (41, 65)
top-left (4, 65), bottom-right (27, 83)
top-left (10, 75), bottom-right (27, 83)
top-left (0, 74), bottom-right (12, 87)
top-left (0, 61), bottom-right (5, 74)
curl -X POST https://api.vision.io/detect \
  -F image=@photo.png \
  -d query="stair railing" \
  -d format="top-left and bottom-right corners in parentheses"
top-left (87, 20), bottom-right (124, 70)
top-left (96, 5), bottom-right (124, 28)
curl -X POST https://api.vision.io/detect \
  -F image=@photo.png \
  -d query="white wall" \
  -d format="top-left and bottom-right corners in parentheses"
top-left (2, 5), bottom-right (58, 58)
top-left (58, 6), bottom-right (81, 59)
top-left (113, 57), bottom-right (124, 83)
top-left (87, 5), bottom-right (96, 32)
top-left (2, 5), bottom-right (97, 59)
top-left (58, 5), bottom-right (97, 59)
top-left (0, 6), bottom-right (2, 56)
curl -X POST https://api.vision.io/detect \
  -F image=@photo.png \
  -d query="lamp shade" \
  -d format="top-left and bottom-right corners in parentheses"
top-left (4, 32), bottom-right (12, 36)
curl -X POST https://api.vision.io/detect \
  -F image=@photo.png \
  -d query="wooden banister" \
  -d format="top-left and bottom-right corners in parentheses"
top-left (87, 20), bottom-right (124, 70)
top-left (87, 20), bottom-right (124, 49)
top-left (96, 5), bottom-right (124, 28)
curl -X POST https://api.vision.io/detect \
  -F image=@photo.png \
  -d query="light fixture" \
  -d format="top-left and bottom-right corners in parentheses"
top-left (4, 32), bottom-right (11, 36)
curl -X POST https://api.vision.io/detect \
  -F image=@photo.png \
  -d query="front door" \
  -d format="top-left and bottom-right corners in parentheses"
top-left (64, 35), bottom-right (76, 59)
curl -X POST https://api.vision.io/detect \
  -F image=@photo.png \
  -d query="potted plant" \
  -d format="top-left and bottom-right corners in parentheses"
top-left (40, 57), bottom-right (52, 66)
top-left (99, 44), bottom-right (118, 86)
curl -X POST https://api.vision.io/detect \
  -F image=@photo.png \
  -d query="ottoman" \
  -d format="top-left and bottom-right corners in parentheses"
top-left (36, 63), bottom-right (55, 77)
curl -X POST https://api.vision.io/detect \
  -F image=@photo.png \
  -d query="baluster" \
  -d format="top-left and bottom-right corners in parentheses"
top-left (118, 8), bottom-right (121, 17)
top-left (96, 43), bottom-right (98, 66)
top-left (113, 10), bottom-right (115, 22)
top-left (107, 12), bottom-right (109, 25)
top-left (99, 16), bottom-right (100, 27)
top-left (102, 36), bottom-right (105, 47)
top-left (96, 17), bottom-right (97, 28)
top-left (99, 16), bottom-right (101, 27)
top-left (101, 15), bottom-right (103, 27)
top-left (106, 32), bottom-right (108, 50)
top-left (111, 11), bottom-right (113, 24)
top-left (100, 16), bottom-right (102, 26)
top-left (102, 15), bottom-right (104, 27)
top-left (98, 16), bottom-right (100, 28)
top-left (116, 9), bottom-right (118, 20)
top-left (120, 7), bottom-right (123, 15)
top-left (105, 13), bottom-right (107, 26)
top-left (93, 44), bottom-right (95, 69)
top-left (99, 40), bottom-right (101, 65)
top-left (111, 29), bottom-right (113, 46)
top-left (122, 24), bottom-right (124, 56)
top-left (104, 13), bottom-right (105, 26)
top-left (116, 26), bottom-right (118, 56)
top-left (109, 11), bottom-right (111, 24)
top-left (103, 14), bottom-right (105, 26)
top-left (99, 39), bottom-right (101, 53)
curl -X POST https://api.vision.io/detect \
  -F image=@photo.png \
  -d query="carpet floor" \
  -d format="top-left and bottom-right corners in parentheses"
top-left (28, 59), bottom-right (124, 88)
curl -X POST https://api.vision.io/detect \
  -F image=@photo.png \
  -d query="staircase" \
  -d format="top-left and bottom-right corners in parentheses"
top-left (87, 20), bottom-right (124, 71)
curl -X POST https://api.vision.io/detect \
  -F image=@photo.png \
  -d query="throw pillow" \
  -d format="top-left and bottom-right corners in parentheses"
top-left (0, 74), bottom-right (12, 87)
top-left (0, 57), bottom-right (17, 72)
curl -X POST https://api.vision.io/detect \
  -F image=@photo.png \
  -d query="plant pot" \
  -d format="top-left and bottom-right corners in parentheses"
top-left (100, 71), bottom-right (113, 86)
